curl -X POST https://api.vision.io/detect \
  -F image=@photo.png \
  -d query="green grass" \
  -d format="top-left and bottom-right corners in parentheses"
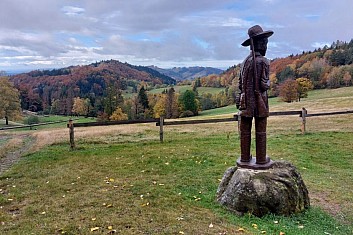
top-left (0, 128), bottom-right (352, 234)
top-left (1, 86), bottom-right (353, 234)
top-left (199, 86), bottom-right (353, 118)
top-left (199, 105), bottom-right (238, 117)
top-left (148, 85), bottom-right (225, 96)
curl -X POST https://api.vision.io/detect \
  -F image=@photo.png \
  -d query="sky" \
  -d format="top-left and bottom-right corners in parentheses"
top-left (1, 0), bottom-right (353, 73)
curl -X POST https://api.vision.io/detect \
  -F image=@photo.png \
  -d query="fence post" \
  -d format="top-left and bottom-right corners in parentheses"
top-left (159, 116), bottom-right (164, 143)
top-left (68, 119), bottom-right (75, 149)
top-left (301, 107), bottom-right (307, 134)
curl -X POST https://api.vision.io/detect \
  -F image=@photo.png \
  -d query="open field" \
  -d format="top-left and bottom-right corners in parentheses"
top-left (0, 87), bottom-right (353, 234)
top-left (149, 85), bottom-right (225, 95)
top-left (123, 85), bottom-right (225, 99)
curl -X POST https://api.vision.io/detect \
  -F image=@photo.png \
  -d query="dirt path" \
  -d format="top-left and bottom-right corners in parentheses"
top-left (0, 134), bottom-right (36, 175)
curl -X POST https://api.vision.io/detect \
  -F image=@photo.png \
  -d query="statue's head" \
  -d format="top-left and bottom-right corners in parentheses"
top-left (241, 25), bottom-right (273, 56)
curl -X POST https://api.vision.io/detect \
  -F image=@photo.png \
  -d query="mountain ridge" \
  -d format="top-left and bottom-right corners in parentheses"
top-left (148, 65), bottom-right (223, 81)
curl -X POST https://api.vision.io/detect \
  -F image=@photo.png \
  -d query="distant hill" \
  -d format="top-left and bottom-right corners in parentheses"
top-left (9, 60), bottom-right (176, 114)
top-left (148, 66), bottom-right (223, 81)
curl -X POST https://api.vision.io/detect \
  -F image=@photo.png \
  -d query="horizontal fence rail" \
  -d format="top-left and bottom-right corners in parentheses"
top-left (70, 118), bottom-right (159, 128)
top-left (306, 110), bottom-right (353, 117)
top-left (0, 119), bottom-right (76, 131)
top-left (269, 111), bottom-right (302, 116)
top-left (156, 117), bottom-right (238, 126)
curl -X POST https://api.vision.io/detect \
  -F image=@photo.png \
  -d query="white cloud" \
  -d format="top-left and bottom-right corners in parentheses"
top-left (62, 6), bottom-right (85, 16)
top-left (1, 0), bottom-right (353, 71)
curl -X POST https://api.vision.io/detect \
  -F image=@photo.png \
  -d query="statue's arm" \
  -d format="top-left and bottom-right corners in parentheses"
top-left (259, 59), bottom-right (270, 91)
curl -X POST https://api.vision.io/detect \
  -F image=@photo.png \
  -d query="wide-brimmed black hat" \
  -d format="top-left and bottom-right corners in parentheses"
top-left (241, 25), bottom-right (273, 47)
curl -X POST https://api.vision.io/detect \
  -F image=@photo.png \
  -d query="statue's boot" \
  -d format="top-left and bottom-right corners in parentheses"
top-left (256, 132), bottom-right (269, 164)
top-left (240, 132), bottom-right (251, 162)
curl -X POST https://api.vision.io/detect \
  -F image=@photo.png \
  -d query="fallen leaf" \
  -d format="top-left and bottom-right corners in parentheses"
top-left (179, 231), bottom-right (184, 234)
top-left (261, 231), bottom-right (266, 234)
top-left (90, 227), bottom-right (100, 232)
top-left (158, 183), bottom-right (164, 186)
top-left (107, 226), bottom-right (113, 230)
top-left (274, 220), bottom-right (279, 224)
top-left (106, 204), bottom-right (113, 208)
top-left (252, 223), bottom-right (258, 229)
top-left (91, 218), bottom-right (96, 221)
top-left (209, 223), bottom-right (214, 228)
top-left (40, 211), bottom-right (46, 215)
top-left (279, 232), bottom-right (285, 235)
top-left (109, 178), bottom-right (115, 182)
top-left (298, 225), bottom-right (304, 229)
top-left (237, 227), bottom-right (245, 232)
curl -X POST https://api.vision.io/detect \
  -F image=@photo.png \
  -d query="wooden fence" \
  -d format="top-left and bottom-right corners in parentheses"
top-left (66, 108), bottom-right (353, 147)
top-left (0, 118), bottom-right (78, 131)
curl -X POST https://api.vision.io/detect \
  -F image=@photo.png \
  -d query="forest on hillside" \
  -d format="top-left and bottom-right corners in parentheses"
top-left (2, 40), bottom-right (353, 123)
top-left (194, 40), bottom-right (353, 102)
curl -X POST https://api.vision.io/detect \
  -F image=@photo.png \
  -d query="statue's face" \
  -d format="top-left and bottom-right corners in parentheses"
top-left (255, 38), bottom-right (268, 56)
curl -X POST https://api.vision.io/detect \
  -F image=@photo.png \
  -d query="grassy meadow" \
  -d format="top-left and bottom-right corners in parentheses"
top-left (1, 87), bottom-right (353, 234)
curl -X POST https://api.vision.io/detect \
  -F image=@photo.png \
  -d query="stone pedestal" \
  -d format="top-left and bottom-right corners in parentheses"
top-left (217, 161), bottom-right (310, 217)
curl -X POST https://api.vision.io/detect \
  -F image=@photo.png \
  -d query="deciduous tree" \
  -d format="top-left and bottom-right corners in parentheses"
top-left (0, 77), bottom-right (22, 125)
top-left (279, 79), bottom-right (298, 103)
top-left (343, 71), bottom-right (352, 86)
top-left (109, 107), bottom-right (128, 121)
top-left (296, 77), bottom-right (313, 101)
top-left (72, 97), bottom-right (90, 116)
top-left (165, 87), bottom-right (179, 118)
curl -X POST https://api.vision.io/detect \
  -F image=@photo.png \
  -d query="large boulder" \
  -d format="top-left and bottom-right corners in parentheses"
top-left (217, 161), bottom-right (310, 217)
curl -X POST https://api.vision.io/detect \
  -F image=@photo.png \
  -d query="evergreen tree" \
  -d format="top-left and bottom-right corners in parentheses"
top-left (138, 86), bottom-right (149, 110)
top-left (180, 90), bottom-right (198, 116)
top-left (103, 82), bottom-right (124, 116)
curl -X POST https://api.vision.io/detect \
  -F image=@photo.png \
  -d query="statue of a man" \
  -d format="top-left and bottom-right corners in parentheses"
top-left (236, 25), bottom-right (274, 169)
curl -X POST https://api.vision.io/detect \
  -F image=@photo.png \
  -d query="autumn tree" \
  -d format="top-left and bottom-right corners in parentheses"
top-left (279, 79), bottom-right (298, 103)
top-left (72, 97), bottom-right (91, 116)
top-left (165, 87), bottom-right (179, 118)
top-left (153, 94), bottom-right (167, 118)
top-left (343, 71), bottom-right (352, 86)
top-left (296, 77), bottom-right (313, 101)
top-left (200, 93), bottom-right (215, 110)
top-left (326, 67), bottom-right (342, 88)
top-left (109, 107), bottom-right (128, 121)
top-left (103, 82), bottom-right (124, 116)
top-left (0, 77), bottom-right (22, 125)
